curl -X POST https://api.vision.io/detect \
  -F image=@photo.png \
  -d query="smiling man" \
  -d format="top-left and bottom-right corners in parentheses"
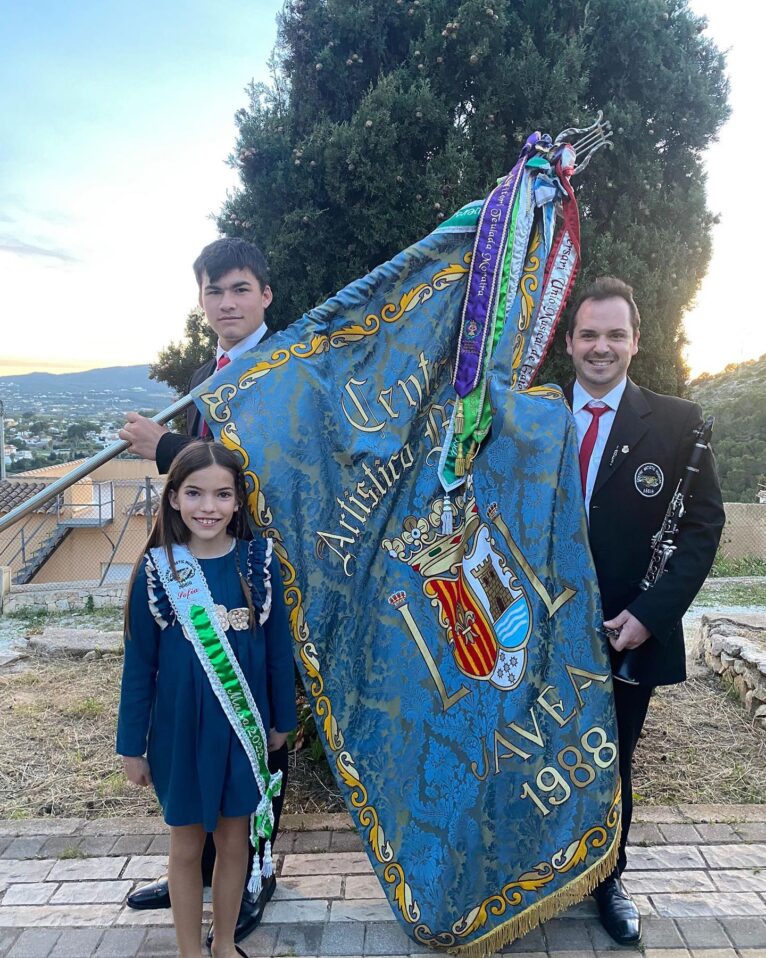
top-left (120, 238), bottom-right (273, 474)
top-left (119, 238), bottom-right (284, 947)
top-left (564, 277), bottom-right (724, 945)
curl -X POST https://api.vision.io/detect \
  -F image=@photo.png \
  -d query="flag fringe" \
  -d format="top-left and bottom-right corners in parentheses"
top-left (447, 833), bottom-right (619, 957)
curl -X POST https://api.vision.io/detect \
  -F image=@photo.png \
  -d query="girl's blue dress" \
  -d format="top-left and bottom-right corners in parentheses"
top-left (116, 538), bottom-right (296, 832)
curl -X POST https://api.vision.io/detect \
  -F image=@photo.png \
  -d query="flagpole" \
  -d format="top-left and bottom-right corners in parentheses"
top-left (0, 113), bottom-right (612, 539)
top-left (0, 394), bottom-right (195, 533)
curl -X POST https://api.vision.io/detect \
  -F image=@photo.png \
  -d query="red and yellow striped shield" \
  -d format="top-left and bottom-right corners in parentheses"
top-left (424, 573), bottom-right (498, 679)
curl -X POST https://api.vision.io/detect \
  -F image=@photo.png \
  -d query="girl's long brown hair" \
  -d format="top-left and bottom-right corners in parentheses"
top-left (124, 441), bottom-right (254, 638)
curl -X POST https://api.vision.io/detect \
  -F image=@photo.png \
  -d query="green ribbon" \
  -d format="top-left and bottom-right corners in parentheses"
top-left (440, 199), bottom-right (520, 486)
top-left (189, 604), bottom-right (280, 841)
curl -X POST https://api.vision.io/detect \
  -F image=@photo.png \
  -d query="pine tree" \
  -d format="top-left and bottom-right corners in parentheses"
top-left (218, 0), bottom-right (729, 394)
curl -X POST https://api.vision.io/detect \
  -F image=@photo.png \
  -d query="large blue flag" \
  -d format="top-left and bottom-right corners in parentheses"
top-left (195, 140), bottom-right (620, 954)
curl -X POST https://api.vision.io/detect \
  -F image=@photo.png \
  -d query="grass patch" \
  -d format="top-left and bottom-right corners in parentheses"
top-left (64, 697), bottom-right (105, 719)
top-left (7, 609), bottom-right (49, 632)
top-left (58, 846), bottom-right (85, 860)
top-left (0, 655), bottom-right (158, 820)
top-left (97, 771), bottom-right (127, 798)
top-left (0, 653), bottom-right (343, 820)
top-left (7, 607), bottom-right (122, 630)
top-left (694, 583), bottom-right (766, 607)
top-left (3, 642), bottom-right (763, 821)
top-left (710, 554), bottom-right (766, 577)
top-left (15, 672), bottom-right (41, 686)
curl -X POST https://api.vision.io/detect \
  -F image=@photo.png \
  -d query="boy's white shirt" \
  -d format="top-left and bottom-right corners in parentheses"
top-left (215, 323), bottom-right (269, 364)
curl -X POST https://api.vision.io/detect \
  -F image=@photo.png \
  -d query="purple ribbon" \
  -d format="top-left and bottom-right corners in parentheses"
top-left (452, 133), bottom-right (540, 398)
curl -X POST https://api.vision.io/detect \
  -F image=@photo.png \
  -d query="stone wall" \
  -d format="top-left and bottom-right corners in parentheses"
top-left (699, 614), bottom-right (766, 731)
top-left (1, 578), bottom-right (127, 613)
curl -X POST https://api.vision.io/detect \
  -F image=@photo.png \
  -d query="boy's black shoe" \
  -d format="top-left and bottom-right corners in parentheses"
top-left (206, 875), bottom-right (277, 948)
top-left (126, 877), bottom-right (171, 910)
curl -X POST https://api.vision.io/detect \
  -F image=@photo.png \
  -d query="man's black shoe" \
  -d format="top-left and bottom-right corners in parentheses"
top-left (206, 875), bottom-right (277, 948)
top-left (593, 875), bottom-right (641, 945)
top-left (126, 877), bottom-right (171, 910)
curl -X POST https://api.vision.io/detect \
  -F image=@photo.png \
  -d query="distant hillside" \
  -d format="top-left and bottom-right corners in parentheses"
top-left (0, 365), bottom-right (175, 416)
top-left (690, 355), bottom-right (766, 502)
top-left (0, 365), bottom-right (172, 395)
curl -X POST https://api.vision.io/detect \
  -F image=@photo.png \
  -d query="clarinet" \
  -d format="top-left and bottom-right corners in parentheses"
top-left (611, 416), bottom-right (715, 684)
top-left (638, 416), bottom-right (715, 591)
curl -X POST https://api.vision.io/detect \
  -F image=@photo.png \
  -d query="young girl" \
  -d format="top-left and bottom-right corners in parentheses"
top-left (117, 441), bottom-right (296, 958)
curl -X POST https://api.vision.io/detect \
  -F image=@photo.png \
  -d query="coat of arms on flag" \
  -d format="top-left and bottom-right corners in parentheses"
top-left (195, 117), bottom-right (620, 954)
top-left (387, 497), bottom-right (532, 690)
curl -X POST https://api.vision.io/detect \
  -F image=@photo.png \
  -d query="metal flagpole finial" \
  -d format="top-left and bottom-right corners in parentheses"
top-left (552, 111), bottom-right (613, 175)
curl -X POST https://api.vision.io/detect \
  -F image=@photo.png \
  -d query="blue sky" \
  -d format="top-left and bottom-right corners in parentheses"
top-left (0, 0), bottom-right (762, 378)
top-left (0, 0), bottom-right (281, 374)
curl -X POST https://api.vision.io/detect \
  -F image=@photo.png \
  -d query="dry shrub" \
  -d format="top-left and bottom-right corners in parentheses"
top-left (2, 651), bottom-right (763, 820)
top-left (633, 659), bottom-right (766, 805)
top-left (0, 653), bottom-right (343, 819)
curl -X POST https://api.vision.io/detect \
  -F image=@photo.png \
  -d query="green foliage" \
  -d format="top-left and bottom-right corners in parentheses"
top-left (710, 553), bottom-right (766, 578)
top-left (7, 606), bottom-right (122, 630)
top-left (57, 846), bottom-right (86, 860)
top-left (66, 422), bottom-right (99, 440)
top-left (216, 0), bottom-right (728, 396)
top-left (8, 608), bottom-right (49, 628)
top-left (690, 354), bottom-right (766, 502)
top-left (289, 702), bottom-right (329, 765)
top-left (150, 308), bottom-right (216, 397)
top-left (64, 697), bottom-right (105, 719)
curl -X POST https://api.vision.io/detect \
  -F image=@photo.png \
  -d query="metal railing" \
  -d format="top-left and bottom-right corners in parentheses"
top-left (0, 513), bottom-right (53, 568)
top-left (97, 479), bottom-right (160, 586)
top-left (0, 477), bottom-right (164, 588)
top-left (15, 526), bottom-right (71, 584)
top-left (58, 481), bottom-right (115, 527)
top-left (0, 393), bottom-right (194, 534)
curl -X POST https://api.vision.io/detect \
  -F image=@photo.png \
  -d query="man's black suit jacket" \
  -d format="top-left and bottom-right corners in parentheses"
top-left (155, 329), bottom-right (274, 475)
top-left (564, 378), bottom-right (725, 687)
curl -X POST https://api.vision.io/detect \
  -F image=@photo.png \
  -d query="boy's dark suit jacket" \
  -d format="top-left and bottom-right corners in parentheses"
top-left (155, 329), bottom-right (274, 475)
top-left (564, 378), bottom-right (725, 687)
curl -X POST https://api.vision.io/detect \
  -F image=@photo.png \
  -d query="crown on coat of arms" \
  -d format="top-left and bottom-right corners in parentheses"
top-left (381, 491), bottom-right (482, 579)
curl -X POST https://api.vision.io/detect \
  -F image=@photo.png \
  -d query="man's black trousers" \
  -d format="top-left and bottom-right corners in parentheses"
top-left (612, 681), bottom-right (653, 876)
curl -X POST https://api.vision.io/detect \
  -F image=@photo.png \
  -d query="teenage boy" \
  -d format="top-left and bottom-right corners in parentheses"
top-left (120, 238), bottom-right (285, 946)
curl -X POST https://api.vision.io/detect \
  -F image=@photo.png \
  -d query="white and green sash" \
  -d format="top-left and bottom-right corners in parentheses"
top-left (150, 542), bottom-right (281, 895)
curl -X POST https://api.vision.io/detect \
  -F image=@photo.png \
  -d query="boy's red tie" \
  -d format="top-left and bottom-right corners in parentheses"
top-left (200, 353), bottom-right (231, 437)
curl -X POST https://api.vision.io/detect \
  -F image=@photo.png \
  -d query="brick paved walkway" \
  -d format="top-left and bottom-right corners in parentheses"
top-left (1, 807), bottom-right (766, 957)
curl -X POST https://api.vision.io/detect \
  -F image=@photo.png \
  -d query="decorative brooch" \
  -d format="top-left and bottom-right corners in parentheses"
top-left (214, 604), bottom-right (250, 632)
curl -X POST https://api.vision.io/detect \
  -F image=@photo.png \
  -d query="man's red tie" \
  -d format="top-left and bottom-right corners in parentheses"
top-left (578, 402), bottom-right (610, 494)
top-left (200, 353), bottom-right (231, 437)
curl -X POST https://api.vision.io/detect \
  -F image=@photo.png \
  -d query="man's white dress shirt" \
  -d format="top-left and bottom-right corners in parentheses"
top-left (572, 378), bottom-right (627, 517)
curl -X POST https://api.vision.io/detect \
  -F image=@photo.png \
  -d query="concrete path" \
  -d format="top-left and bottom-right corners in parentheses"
top-left (1, 806), bottom-right (766, 957)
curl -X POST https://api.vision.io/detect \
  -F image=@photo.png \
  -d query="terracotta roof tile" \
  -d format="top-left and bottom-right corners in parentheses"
top-left (0, 480), bottom-right (57, 515)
